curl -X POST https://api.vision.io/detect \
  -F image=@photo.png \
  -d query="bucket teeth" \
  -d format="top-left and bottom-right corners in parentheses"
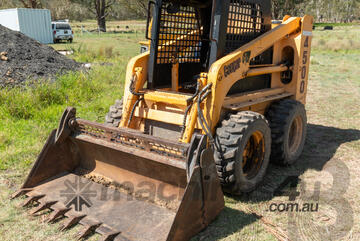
top-left (96, 224), bottom-right (121, 241)
top-left (98, 232), bottom-right (121, 241)
top-left (31, 200), bottom-right (58, 215)
top-left (60, 214), bottom-right (86, 231)
top-left (77, 223), bottom-right (102, 240)
top-left (11, 188), bottom-right (33, 199)
top-left (47, 207), bottom-right (72, 223)
top-left (21, 194), bottom-right (45, 207)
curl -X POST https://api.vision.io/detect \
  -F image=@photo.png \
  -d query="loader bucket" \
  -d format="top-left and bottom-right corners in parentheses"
top-left (13, 107), bottom-right (224, 241)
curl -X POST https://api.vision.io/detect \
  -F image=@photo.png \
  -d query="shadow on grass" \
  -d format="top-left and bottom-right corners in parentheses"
top-left (193, 124), bottom-right (360, 240)
top-left (240, 123), bottom-right (360, 202)
top-left (191, 207), bottom-right (258, 241)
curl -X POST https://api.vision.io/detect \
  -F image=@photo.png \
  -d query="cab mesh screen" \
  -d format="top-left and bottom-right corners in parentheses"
top-left (225, 0), bottom-right (266, 54)
top-left (156, 3), bottom-right (202, 64)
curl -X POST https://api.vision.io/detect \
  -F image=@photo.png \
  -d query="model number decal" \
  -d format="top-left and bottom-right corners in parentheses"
top-left (300, 36), bottom-right (310, 94)
top-left (224, 58), bottom-right (241, 77)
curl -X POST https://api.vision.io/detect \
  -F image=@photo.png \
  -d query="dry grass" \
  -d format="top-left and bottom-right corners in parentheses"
top-left (312, 26), bottom-right (360, 52)
top-left (71, 20), bottom-right (146, 33)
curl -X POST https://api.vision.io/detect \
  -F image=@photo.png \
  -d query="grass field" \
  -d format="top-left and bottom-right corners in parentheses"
top-left (0, 21), bottom-right (359, 241)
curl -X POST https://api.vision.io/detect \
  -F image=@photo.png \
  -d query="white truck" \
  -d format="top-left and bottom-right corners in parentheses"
top-left (52, 21), bottom-right (74, 43)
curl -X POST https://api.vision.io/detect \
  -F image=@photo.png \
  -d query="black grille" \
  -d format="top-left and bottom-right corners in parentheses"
top-left (225, 0), bottom-right (266, 54)
top-left (156, 3), bottom-right (202, 64)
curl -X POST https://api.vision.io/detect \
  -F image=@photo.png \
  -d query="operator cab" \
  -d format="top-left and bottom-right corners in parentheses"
top-left (146, 0), bottom-right (272, 94)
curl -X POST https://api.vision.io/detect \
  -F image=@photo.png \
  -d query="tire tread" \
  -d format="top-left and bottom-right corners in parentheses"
top-left (214, 111), bottom-right (268, 187)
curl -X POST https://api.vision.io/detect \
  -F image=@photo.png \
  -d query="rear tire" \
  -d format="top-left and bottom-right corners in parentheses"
top-left (214, 111), bottom-right (271, 194)
top-left (105, 98), bottom-right (123, 127)
top-left (266, 99), bottom-right (307, 165)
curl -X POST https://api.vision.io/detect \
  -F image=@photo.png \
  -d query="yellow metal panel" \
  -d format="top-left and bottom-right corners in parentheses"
top-left (135, 107), bottom-right (183, 125)
top-left (224, 92), bottom-right (293, 110)
top-left (120, 52), bottom-right (149, 128)
top-left (295, 15), bottom-right (313, 104)
top-left (134, 107), bottom-right (201, 129)
top-left (172, 62), bottom-right (179, 91)
top-left (143, 91), bottom-right (190, 107)
top-left (205, 17), bottom-right (302, 133)
top-left (223, 88), bottom-right (285, 106)
top-left (235, 101), bottom-right (272, 115)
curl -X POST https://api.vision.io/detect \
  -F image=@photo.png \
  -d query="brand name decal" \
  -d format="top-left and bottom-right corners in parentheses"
top-left (224, 58), bottom-right (241, 77)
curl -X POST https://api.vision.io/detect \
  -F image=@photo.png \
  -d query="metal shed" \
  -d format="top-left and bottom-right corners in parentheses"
top-left (0, 8), bottom-right (53, 44)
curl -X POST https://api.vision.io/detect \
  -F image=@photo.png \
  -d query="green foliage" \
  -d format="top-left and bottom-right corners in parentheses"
top-left (0, 29), bottom-right (138, 172)
top-left (1, 0), bottom-right (359, 23)
top-left (272, 0), bottom-right (360, 22)
top-left (0, 63), bottom-right (125, 170)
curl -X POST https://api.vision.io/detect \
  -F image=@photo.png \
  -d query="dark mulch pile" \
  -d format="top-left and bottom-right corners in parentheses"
top-left (0, 24), bottom-right (81, 87)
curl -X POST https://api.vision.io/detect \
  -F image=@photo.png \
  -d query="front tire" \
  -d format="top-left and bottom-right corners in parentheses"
top-left (214, 111), bottom-right (271, 194)
top-left (267, 99), bottom-right (307, 165)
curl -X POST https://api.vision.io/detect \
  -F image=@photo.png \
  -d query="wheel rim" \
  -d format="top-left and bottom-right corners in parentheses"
top-left (288, 115), bottom-right (303, 155)
top-left (242, 131), bottom-right (265, 179)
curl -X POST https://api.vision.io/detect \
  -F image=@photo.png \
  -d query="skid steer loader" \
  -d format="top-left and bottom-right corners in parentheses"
top-left (13, 0), bottom-right (313, 240)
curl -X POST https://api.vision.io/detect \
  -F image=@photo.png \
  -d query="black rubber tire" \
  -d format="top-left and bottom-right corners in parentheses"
top-left (266, 99), bottom-right (307, 165)
top-left (69, 39), bottom-right (73, 43)
top-left (105, 98), bottom-right (123, 127)
top-left (214, 111), bottom-right (271, 194)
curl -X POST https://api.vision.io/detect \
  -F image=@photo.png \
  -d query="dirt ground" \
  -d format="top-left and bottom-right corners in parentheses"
top-left (0, 25), bottom-right (80, 87)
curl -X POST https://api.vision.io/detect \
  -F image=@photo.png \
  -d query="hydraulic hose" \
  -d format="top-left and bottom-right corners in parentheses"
top-left (196, 83), bottom-right (214, 142)
top-left (127, 74), bottom-right (145, 126)
top-left (180, 81), bottom-right (201, 137)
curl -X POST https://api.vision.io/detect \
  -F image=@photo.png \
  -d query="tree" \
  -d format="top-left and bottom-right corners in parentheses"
top-left (19, 0), bottom-right (42, 8)
top-left (1, 0), bottom-right (359, 24)
top-left (70, 0), bottom-right (117, 32)
top-left (272, 0), bottom-right (303, 19)
top-left (120, 0), bottom-right (147, 18)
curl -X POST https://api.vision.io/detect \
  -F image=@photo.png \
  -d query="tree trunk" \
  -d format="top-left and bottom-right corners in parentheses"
top-left (97, 16), bottom-right (106, 32)
top-left (272, 1), bottom-right (279, 19)
top-left (95, 0), bottom-right (107, 32)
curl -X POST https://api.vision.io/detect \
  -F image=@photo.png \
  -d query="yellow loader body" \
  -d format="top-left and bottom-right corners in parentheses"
top-left (13, 0), bottom-right (313, 240)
